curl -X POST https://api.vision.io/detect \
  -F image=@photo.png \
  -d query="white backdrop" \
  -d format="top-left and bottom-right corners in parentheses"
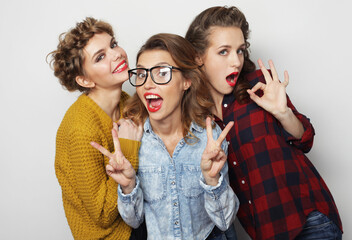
top-left (0, 0), bottom-right (351, 239)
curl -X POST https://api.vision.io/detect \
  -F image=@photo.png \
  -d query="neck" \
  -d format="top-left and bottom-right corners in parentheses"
top-left (210, 90), bottom-right (224, 121)
top-left (88, 88), bottom-right (122, 121)
top-left (149, 110), bottom-right (184, 156)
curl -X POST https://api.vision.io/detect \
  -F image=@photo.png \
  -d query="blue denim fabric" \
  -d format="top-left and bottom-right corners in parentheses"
top-left (295, 211), bottom-right (342, 240)
top-left (118, 119), bottom-right (239, 240)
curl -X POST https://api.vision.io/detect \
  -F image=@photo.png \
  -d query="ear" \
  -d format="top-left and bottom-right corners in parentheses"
top-left (195, 55), bottom-right (204, 67)
top-left (75, 75), bottom-right (95, 89)
top-left (183, 78), bottom-right (192, 91)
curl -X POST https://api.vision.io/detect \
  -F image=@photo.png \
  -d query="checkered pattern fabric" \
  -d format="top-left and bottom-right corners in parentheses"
top-left (215, 70), bottom-right (342, 240)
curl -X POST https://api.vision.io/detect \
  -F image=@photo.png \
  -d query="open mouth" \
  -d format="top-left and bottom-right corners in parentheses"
top-left (113, 60), bottom-right (127, 73)
top-left (226, 72), bottom-right (239, 87)
top-left (145, 93), bottom-right (163, 112)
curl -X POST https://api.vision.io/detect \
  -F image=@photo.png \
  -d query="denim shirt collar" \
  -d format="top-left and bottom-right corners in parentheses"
top-left (143, 117), bottom-right (204, 135)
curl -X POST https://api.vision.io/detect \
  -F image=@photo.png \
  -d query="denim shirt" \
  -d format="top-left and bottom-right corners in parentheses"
top-left (118, 118), bottom-right (239, 240)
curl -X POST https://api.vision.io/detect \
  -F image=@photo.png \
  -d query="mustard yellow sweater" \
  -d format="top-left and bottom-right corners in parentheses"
top-left (55, 92), bottom-right (140, 240)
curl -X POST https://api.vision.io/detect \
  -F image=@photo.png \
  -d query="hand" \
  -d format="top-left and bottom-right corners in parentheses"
top-left (201, 117), bottom-right (234, 186)
top-left (115, 118), bottom-right (143, 141)
top-left (247, 59), bottom-right (290, 120)
top-left (90, 127), bottom-right (136, 194)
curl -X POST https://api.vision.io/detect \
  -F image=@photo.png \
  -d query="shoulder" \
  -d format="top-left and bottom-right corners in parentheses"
top-left (58, 95), bottom-right (106, 136)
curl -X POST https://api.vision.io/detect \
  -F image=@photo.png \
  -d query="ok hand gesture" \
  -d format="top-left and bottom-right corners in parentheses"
top-left (201, 117), bottom-right (234, 186)
top-left (90, 123), bottom-right (136, 194)
top-left (247, 59), bottom-right (290, 120)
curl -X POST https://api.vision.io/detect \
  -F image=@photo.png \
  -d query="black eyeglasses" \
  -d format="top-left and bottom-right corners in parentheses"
top-left (128, 66), bottom-right (181, 87)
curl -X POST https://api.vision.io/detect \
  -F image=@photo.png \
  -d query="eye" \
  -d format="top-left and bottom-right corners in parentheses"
top-left (237, 48), bottom-right (245, 55)
top-left (158, 68), bottom-right (170, 77)
top-left (219, 49), bottom-right (228, 56)
top-left (136, 71), bottom-right (146, 79)
top-left (96, 54), bottom-right (105, 62)
top-left (111, 40), bottom-right (118, 48)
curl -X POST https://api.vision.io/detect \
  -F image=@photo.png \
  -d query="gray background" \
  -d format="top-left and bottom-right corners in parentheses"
top-left (0, 0), bottom-right (351, 239)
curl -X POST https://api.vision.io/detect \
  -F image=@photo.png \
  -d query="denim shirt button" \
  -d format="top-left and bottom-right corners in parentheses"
top-left (171, 181), bottom-right (176, 185)
top-left (174, 202), bottom-right (178, 206)
top-left (175, 221), bottom-right (179, 225)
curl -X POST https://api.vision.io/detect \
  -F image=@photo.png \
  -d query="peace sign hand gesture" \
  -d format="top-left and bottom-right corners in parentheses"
top-left (201, 117), bottom-right (234, 186)
top-left (247, 59), bottom-right (290, 121)
top-left (90, 123), bottom-right (136, 194)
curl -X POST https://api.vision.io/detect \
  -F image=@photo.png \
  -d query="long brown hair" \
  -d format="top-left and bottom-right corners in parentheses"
top-left (123, 33), bottom-right (214, 143)
top-left (185, 6), bottom-right (256, 103)
top-left (47, 17), bottom-right (114, 93)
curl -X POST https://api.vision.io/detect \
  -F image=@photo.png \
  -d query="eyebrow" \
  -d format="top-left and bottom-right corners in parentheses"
top-left (91, 37), bottom-right (116, 61)
top-left (217, 43), bottom-right (246, 49)
top-left (136, 61), bottom-right (171, 68)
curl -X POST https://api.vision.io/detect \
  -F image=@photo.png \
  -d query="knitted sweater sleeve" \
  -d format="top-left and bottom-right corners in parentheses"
top-left (65, 125), bottom-right (119, 228)
top-left (57, 124), bottom-right (140, 228)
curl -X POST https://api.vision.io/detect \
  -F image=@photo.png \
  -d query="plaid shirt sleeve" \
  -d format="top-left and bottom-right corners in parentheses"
top-left (246, 69), bottom-right (315, 153)
top-left (216, 69), bottom-right (342, 240)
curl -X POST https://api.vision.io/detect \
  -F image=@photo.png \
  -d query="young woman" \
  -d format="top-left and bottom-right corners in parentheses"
top-left (48, 17), bottom-right (146, 240)
top-left (91, 33), bottom-right (238, 240)
top-left (185, 6), bottom-right (342, 240)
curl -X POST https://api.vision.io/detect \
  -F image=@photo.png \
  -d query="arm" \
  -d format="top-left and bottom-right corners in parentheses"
top-left (247, 59), bottom-right (315, 152)
top-left (91, 126), bottom-right (144, 228)
top-left (200, 118), bottom-right (238, 230)
top-left (65, 128), bottom-right (120, 228)
top-left (247, 59), bottom-right (303, 139)
top-left (117, 177), bottom-right (145, 229)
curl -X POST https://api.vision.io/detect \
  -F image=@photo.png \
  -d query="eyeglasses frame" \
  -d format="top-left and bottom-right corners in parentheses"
top-left (128, 65), bottom-right (182, 87)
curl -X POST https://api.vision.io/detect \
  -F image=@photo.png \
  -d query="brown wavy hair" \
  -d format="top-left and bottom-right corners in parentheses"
top-left (185, 6), bottom-right (256, 104)
top-left (123, 33), bottom-right (214, 143)
top-left (47, 17), bottom-right (114, 93)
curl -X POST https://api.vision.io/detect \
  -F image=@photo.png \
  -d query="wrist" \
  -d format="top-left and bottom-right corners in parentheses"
top-left (203, 173), bottom-right (220, 186)
top-left (273, 106), bottom-right (292, 122)
top-left (121, 179), bottom-right (136, 194)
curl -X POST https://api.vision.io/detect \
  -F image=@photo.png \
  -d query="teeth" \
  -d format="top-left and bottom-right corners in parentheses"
top-left (113, 62), bottom-right (126, 73)
top-left (146, 95), bottom-right (160, 100)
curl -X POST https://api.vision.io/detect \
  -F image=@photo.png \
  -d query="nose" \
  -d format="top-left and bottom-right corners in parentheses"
top-left (143, 72), bottom-right (156, 89)
top-left (230, 52), bottom-right (241, 68)
top-left (110, 48), bottom-right (121, 61)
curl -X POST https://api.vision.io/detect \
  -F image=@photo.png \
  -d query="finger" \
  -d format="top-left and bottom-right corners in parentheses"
top-left (112, 128), bottom-right (122, 158)
top-left (113, 122), bottom-right (119, 132)
top-left (215, 149), bottom-right (226, 162)
top-left (249, 82), bottom-right (266, 93)
top-left (283, 70), bottom-right (289, 87)
top-left (216, 121), bottom-right (234, 144)
top-left (106, 163), bottom-right (115, 175)
top-left (203, 148), bottom-right (220, 161)
top-left (109, 158), bottom-right (118, 169)
top-left (90, 141), bottom-right (113, 159)
top-left (205, 116), bottom-right (213, 142)
top-left (258, 59), bottom-right (271, 84)
top-left (127, 118), bottom-right (136, 127)
top-left (247, 89), bottom-right (262, 105)
top-left (268, 59), bottom-right (279, 82)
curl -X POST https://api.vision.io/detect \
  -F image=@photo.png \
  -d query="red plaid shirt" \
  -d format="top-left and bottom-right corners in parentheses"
top-left (215, 70), bottom-right (342, 240)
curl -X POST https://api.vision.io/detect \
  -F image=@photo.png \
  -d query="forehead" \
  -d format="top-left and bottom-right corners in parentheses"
top-left (83, 32), bottom-right (112, 56)
top-left (137, 49), bottom-right (177, 68)
top-left (207, 26), bottom-right (244, 47)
